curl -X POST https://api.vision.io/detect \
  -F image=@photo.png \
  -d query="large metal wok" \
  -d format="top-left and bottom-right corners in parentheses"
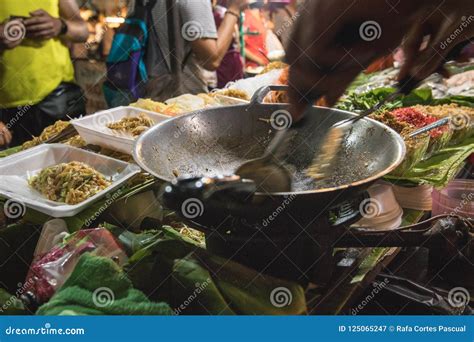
top-left (134, 86), bottom-right (473, 284)
top-left (134, 86), bottom-right (405, 224)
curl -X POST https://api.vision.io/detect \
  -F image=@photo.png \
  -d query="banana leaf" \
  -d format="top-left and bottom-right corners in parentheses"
top-left (126, 228), bottom-right (307, 315)
top-left (401, 87), bottom-right (434, 106)
top-left (434, 95), bottom-right (474, 107)
top-left (385, 137), bottom-right (474, 188)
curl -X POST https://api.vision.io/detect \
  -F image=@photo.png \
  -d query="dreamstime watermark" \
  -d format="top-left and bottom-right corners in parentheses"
top-left (448, 287), bottom-right (470, 308)
top-left (439, 191), bottom-right (473, 228)
top-left (440, 16), bottom-right (474, 50)
top-left (359, 198), bottom-right (382, 219)
top-left (270, 110), bottom-right (292, 130)
top-left (182, 21), bottom-right (204, 41)
top-left (174, 278), bottom-right (211, 315)
top-left (0, 279), bottom-right (34, 314)
top-left (270, 287), bottom-right (293, 308)
top-left (84, 189), bottom-right (122, 227)
top-left (4, 103), bottom-right (32, 130)
top-left (5, 323), bottom-right (85, 336)
top-left (85, 25), bottom-right (109, 49)
top-left (181, 198), bottom-right (204, 219)
top-left (275, 12), bottom-right (300, 37)
top-left (3, 199), bottom-right (26, 220)
top-left (92, 111), bottom-right (115, 128)
top-left (172, 112), bottom-right (219, 154)
top-left (351, 278), bottom-right (390, 315)
top-left (261, 194), bottom-right (296, 227)
top-left (172, 111), bottom-right (207, 139)
top-left (3, 19), bottom-right (26, 43)
top-left (450, 112), bottom-right (472, 131)
top-left (359, 21), bottom-right (382, 42)
top-left (92, 287), bottom-right (115, 308)
top-left (173, 121), bottom-right (194, 139)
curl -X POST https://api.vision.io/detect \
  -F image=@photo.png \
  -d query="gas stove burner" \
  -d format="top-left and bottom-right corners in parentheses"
top-left (161, 175), bottom-right (368, 230)
top-left (160, 177), bottom-right (473, 286)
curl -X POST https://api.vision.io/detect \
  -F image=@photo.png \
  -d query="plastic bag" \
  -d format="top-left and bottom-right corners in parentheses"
top-left (24, 228), bottom-right (127, 305)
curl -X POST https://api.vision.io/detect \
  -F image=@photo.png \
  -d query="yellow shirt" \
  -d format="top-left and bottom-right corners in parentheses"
top-left (0, 0), bottom-right (75, 108)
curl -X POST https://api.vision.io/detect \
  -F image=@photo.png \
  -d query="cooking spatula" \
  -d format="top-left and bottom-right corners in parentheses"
top-left (306, 76), bottom-right (421, 180)
top-left (235, 128), bottom-right (297, 193)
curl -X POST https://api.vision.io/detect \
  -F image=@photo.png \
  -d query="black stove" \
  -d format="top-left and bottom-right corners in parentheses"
top-left (160, 176), bottom-right (473, 286)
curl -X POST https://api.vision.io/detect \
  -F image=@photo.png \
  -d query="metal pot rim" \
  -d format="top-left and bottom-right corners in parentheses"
top-left (133, 103), bottom-right (407, 196)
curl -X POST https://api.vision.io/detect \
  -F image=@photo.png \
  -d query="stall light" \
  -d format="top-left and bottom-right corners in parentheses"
top-left (105, 17), bottom-right (125, 24)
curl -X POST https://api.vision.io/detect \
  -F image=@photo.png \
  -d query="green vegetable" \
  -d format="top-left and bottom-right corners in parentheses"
top-left (385, 137), bottom-right (474, 188)
top-left (337, 87), bottom-right (474, 114)
top-left (126, 228), bottom-right (307, 315)
top-left (336, 87), bottom-right (400, 113)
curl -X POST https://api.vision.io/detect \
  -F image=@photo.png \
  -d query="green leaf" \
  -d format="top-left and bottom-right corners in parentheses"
top-left (385, 137), bottom-right (474, 188)
top-left (126, 238), bottom-right (307, 315)
top-left (401, 87), bottom-right (433, 106)
top-left (434, 95), bottom-right (474, 108)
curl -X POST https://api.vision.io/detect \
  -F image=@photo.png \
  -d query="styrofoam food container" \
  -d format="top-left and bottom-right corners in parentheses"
top-left (392, 184), bottom-right (433, 211)
top-left (0, 144), bottom-right (141, 217)
top-left (212, 94), bottom-right (249, 106)
top-left (72, 106), bottom-right (170, 154)
top-left (353, 181), bottom-right (404, 230)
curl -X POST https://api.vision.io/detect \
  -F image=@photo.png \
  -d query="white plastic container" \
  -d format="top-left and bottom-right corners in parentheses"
top-left (72, 106), bottom-right (170, 154)
top-left (0, 144), bottom-right (141, 217)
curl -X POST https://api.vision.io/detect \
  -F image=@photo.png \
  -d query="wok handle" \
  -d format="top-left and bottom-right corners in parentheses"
top-left (250, 85), bottom-right (290, 105)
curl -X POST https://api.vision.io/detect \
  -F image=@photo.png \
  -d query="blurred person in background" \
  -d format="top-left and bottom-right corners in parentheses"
top-left (243, 0), bottom-right (269, 68)
top-left (270, 0), bottom-right (298, 48)
top-left (212, 0), bottom-right (244, 88)
top-left (130, 0), bottom-right (248, 100)
top-left (0, 0), bottom-right (88, 148)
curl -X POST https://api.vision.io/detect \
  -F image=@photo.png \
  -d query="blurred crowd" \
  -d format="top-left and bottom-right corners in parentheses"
top-left (0, 0), bottom-right (300, 147)
top-left (1, 0), bottom-right (473, 148)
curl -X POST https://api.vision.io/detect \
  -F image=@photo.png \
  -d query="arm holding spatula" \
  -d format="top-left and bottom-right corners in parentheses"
top-left (285, 0), bottom-right (474, 120)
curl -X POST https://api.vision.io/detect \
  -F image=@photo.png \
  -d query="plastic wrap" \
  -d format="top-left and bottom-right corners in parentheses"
top-left (23, 228), bottom-right (127, 305)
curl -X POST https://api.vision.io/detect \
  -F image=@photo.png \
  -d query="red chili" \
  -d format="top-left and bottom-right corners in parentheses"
top-left (390, 108), bottom-right (447, 138)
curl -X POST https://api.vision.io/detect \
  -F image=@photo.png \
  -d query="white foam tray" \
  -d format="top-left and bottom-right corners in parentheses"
top-left (72, 106), bottom-right (170, 154)
top-left (0, 144), bottom-right (141, 217)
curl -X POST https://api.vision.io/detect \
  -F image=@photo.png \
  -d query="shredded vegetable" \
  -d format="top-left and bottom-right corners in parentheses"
top-left (214, 89), bottom-right (250, 101)
top-left (107, 113), bottom-right (154, 137)
top-left (21, 121), bottom-right (70, 150)
top-left (29, 162), bottom-right (111, 205)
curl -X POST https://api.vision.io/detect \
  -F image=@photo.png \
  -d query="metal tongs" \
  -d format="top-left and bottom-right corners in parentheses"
top-left (306, 76), bottom-right (422, 180)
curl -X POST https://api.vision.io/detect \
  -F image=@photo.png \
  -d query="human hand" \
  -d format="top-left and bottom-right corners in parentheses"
top-left (0, 122), bottom-right (12, 147)
top-left (0, 19), bottom-right (26, 50)
top-left (286, 0), bottom-right (430, 119)
top-left (400, 0), bottom-right (474, 82)
top-left (24, 9), bottom-right (62, 40)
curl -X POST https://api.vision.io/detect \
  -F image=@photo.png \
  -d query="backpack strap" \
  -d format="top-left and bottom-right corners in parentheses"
top-left (166, 0), bottom-right (184, 93)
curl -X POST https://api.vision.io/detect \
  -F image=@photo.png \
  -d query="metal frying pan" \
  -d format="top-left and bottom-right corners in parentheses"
top-left (134, 86), bottom-right (406, 218)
